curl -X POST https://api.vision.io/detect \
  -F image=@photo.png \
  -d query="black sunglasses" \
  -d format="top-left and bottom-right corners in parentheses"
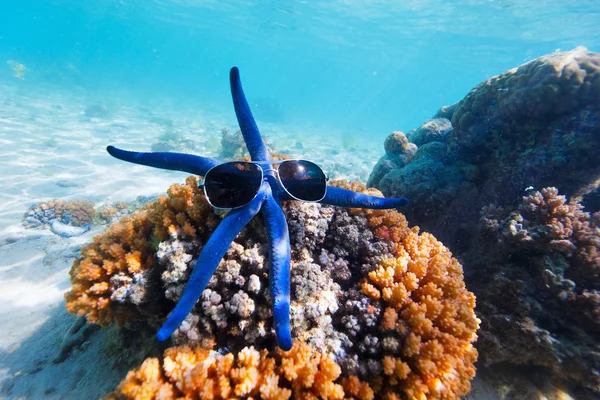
top-left (201, 159), bottom-right (329, 209)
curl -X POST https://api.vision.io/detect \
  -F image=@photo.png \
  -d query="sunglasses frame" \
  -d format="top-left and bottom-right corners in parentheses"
top-left (200, 159), bottom-right (329, 210)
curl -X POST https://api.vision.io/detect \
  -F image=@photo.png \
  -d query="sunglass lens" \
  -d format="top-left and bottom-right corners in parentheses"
top-left (204, 162), bottom-right (262, 208)
top-left (278, 160), bottom-right (327, 201)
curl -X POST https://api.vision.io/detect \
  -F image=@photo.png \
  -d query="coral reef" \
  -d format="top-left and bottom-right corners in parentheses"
top-left (220, 128), bottom-right (248, 159)
top-left (107, 67), bottom-right (411, 350)
top-left (368, 47), bottom-right (600, 396)
top-left (369, 47), bottom-right (600, 250)
top-left (23, 198), bottom-right (97, 237)
top-left (219, 128), bottom-right (276, 161)
top-left (24, 199), bottom-right (96, 228)
top-left (473, 187), bottom-right (600, 393)
top-left (66, 176), bottom-right (479, 399)
top-left (23, 198), bottom-right (145, 237)
top-left (368, 130), bottom-right (475, 226)
top-left (432, 103), bottom-right (458, 120)
top-left (65, 176), bottom-right (218, 326)
top-left (366, 131), bottom-right (417, 190)
top-left (406, 118), bottom-right (453, 147)
top-left (96, 202), bottom-right (130, 225)
top-left (105, 342), bottom-right (349, 400)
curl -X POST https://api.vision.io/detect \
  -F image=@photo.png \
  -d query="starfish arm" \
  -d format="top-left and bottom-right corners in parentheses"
top-left (230, 67), bottom-right (270, 162)
top-left (318, 186), bottom-right (409, 209)
top-left (261, 183), bottom-right (293, 350)
top-left (156, 188), bottom-right (266, 342)
top-left (107, 146), bottom-right (221, 176)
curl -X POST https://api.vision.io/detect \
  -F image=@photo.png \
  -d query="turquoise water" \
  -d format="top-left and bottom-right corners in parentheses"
top-left (1, 2), bottom-right (599, 399)
top-left (2, 0), bottom-right (598, 137)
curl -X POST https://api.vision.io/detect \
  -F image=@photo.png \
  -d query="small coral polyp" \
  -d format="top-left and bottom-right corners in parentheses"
top-left (66, 177), bottom-right (479, 399)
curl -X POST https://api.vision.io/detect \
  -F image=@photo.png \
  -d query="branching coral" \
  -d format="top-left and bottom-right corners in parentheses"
top-left (65, 176), bottom-right (218, 326)
top-left (367, 49), bottom-right (600, 396)
top-left (68, 177), bottom-right (478, 399)
top-left (158, 198), bottom-right (351, 356)
top-left (491, 187), bottom-right (600, 314)
top-left (105, 341), bottom-right (352, 400)
top-left (333, 182), bottom-right (480, 399)
top-left (474, 187), bottom-right (600, 393)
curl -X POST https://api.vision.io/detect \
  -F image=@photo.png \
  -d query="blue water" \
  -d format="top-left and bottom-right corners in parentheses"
top-left (1, 0), bottom-right (599, 139)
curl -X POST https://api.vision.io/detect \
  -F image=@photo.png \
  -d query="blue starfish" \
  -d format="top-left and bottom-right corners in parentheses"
top-left (106, 67), bottom-right (408, 350)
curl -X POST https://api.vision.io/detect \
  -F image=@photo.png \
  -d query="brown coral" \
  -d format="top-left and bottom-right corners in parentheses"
top-left (501, 187), bottom-right (600, 316)
top-left (65, 176), bottom-right (218, 326)
top-left (473, 187), bottom-right (600, 395)
top-left (42, 199), bottom-right (96, 226)
top-left (453, 47), bottom-right (600, 153)
top-left (105, 341), bottom-right (350, 400)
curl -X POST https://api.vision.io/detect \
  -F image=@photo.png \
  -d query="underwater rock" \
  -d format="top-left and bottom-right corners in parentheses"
top-left (433, 102), bottom-right (459, 120)
top-left (407, 117), bottom-right (453, 147)
top-left (50, 220), bottom-right (90, 238)
top-left (56, 180), bottom-right (82, 188)
top-left (367, 131), bottom-right (417, 188)
top-left (53, 317), bottom-right (100, 363)
top-left (66, 177), bottom-right (480, 399)
top-left (368, 47), bottom-right (600, 396)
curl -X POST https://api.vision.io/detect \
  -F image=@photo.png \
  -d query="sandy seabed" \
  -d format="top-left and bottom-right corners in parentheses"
top-left (0, 80), bottom-right (498, 399)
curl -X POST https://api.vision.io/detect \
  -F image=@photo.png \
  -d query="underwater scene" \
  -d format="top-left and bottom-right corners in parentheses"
top-left (1, 1), bottom-right (599, 399)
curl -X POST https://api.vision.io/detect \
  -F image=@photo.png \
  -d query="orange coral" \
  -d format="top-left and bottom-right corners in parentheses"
top-left (330, 181), bottom-right (479, 399)
top-left (65, 176), bottom-right (217, 326)
top-left (87, 178), bottom-right (478, 399)
top-left (105, 342), bottom-right (347, 400)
